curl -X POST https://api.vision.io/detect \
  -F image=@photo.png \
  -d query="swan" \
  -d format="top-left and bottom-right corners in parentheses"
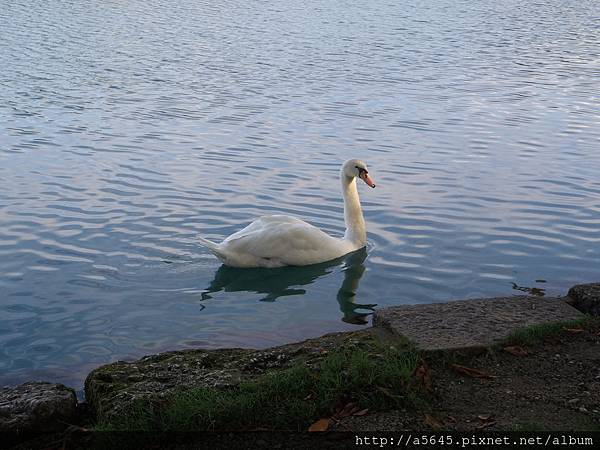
top-left (198, 159), bottom-right (376, 268)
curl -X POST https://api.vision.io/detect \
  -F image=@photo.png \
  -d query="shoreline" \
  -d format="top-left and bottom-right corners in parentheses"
top-left (2, 282), bottom-right (599, 439)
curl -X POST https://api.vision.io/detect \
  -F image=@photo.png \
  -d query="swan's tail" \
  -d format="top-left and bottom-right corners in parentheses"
top-left (198, 236), bottom-right (219, 251)
top-left (198, 236), bottom-right (228, 263)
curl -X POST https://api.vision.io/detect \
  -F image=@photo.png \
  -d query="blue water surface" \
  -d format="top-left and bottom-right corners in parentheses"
top-left (1, 0), bottom-right (599, 389)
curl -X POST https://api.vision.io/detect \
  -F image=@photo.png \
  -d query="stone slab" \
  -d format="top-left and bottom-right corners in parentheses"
top-left (373, 296), bottom-right (583, 351)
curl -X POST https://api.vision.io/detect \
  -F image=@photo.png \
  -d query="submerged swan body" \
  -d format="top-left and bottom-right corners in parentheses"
top-left (198, 159), bottom-right (376, 268)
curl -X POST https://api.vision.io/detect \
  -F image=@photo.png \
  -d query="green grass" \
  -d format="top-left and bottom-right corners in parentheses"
top-left (95, 343), bottom-right (422, 431)
top-left (501, 316), bottom-right (595, 347)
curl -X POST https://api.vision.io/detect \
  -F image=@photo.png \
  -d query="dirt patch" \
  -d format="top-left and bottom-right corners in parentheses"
top-left (335, 320), bottom-right (600, 431)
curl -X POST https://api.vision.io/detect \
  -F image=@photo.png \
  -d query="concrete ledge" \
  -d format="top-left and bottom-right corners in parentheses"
top-left (373, 296), bottom-right (584, 351)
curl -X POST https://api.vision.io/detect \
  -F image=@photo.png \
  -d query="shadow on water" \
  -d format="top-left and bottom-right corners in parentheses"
top-left (201, 248), bottom-right (376, 324)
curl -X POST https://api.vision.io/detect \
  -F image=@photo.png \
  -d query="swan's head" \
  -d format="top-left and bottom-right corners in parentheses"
top-left (342, 159), bottom-right (376, 188)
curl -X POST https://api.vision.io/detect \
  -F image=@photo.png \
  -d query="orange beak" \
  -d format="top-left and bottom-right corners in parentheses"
top-left (360, 172), bottom-right (376, 188)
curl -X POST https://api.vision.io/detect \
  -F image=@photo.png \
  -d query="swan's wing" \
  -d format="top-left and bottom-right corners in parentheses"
top-left (222, 215), bottom-right (304, 243)
top-left (221, 215), bottom-right (347, 266)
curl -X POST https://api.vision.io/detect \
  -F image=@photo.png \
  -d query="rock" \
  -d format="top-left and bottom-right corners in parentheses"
top-left (0, 382), bottom-right (77, 433)
top-left (373, 296), bottom-right (583, 351)
top-left (567, 283), bottom-right (600, 316)
top-left (85, 348), bottom-right (252, 421)
top-left (85, 330), bottom-right (379, 423)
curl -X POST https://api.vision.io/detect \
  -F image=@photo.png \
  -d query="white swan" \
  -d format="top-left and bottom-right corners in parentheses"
top-left (198, 159), bottom-right (376, 268)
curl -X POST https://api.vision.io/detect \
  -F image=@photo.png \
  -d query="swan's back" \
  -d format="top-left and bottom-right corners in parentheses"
top-left (223, 215), bottom-right (302, 243)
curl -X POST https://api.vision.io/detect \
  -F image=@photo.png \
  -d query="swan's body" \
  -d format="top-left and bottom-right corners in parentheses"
top-left (199, 215), bottom-right (355, 268)
top-left (198, 159), bottom-right (376, 268)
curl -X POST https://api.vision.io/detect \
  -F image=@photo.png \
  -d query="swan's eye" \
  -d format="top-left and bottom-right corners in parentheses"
top-left (355, 166), bottom-right (368, 175)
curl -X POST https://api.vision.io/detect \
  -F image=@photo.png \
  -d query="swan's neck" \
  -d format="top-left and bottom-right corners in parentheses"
top-left (341, 174), bottom-right (366, 246)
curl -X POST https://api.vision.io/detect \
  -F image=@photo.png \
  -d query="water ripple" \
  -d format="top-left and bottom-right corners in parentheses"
top-left (1, 0), bottom-right (599, 389)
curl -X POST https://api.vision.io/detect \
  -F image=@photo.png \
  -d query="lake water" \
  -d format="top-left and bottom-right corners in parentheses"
top-left (1, 0), bottom-right (599, 391)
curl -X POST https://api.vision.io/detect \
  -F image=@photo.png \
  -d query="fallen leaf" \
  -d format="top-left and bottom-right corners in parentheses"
top-left (335, 402), bottom-right (358, 419)
top-left (563, 327), bottom-right (584, 334)
top-left (476, 420), bottom-right (497, 429)
top-left (424, 414), bottom-right (443, 430)
top-left (376, 386), bottom-right (396, 398)
top-left (304, 392), bottom-right (315, 401)
top-left (353, 408), bottom-right (369, 416)
top-left (477, 414), bottom-right (493, 421)
top-left (451, 364), bottom-right (495, 379)
top-left (503, 346), bottom-right (528, 357)
top-left (446, 416), bottom-right (457, 423)
top-left (65, 425), bottom-right (89, 433)
top-left (308, 418), bottom-right (330, 432)
top-left (413, 359), bottom-right (432, 392)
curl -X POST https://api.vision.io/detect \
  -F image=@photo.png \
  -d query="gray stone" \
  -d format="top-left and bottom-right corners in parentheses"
top-left (567, 283), bottom-right (600, 316)
top-left (373, 296), bottom-right (583, 351)
top-left (85, 348), bottom-right (253, 421)
top-left (0, 382), bottom-right (77, 432)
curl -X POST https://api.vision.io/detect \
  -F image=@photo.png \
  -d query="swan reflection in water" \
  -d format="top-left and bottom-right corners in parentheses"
top-left (201, 248), bottom-right (376, 324)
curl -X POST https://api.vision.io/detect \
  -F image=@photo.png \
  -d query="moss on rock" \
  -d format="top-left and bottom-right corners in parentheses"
top-left (85, 329), bottom-right (407, 426)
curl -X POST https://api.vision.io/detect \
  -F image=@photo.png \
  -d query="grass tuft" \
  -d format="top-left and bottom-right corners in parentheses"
top-left (501, 316), bottom-right (595, 347)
